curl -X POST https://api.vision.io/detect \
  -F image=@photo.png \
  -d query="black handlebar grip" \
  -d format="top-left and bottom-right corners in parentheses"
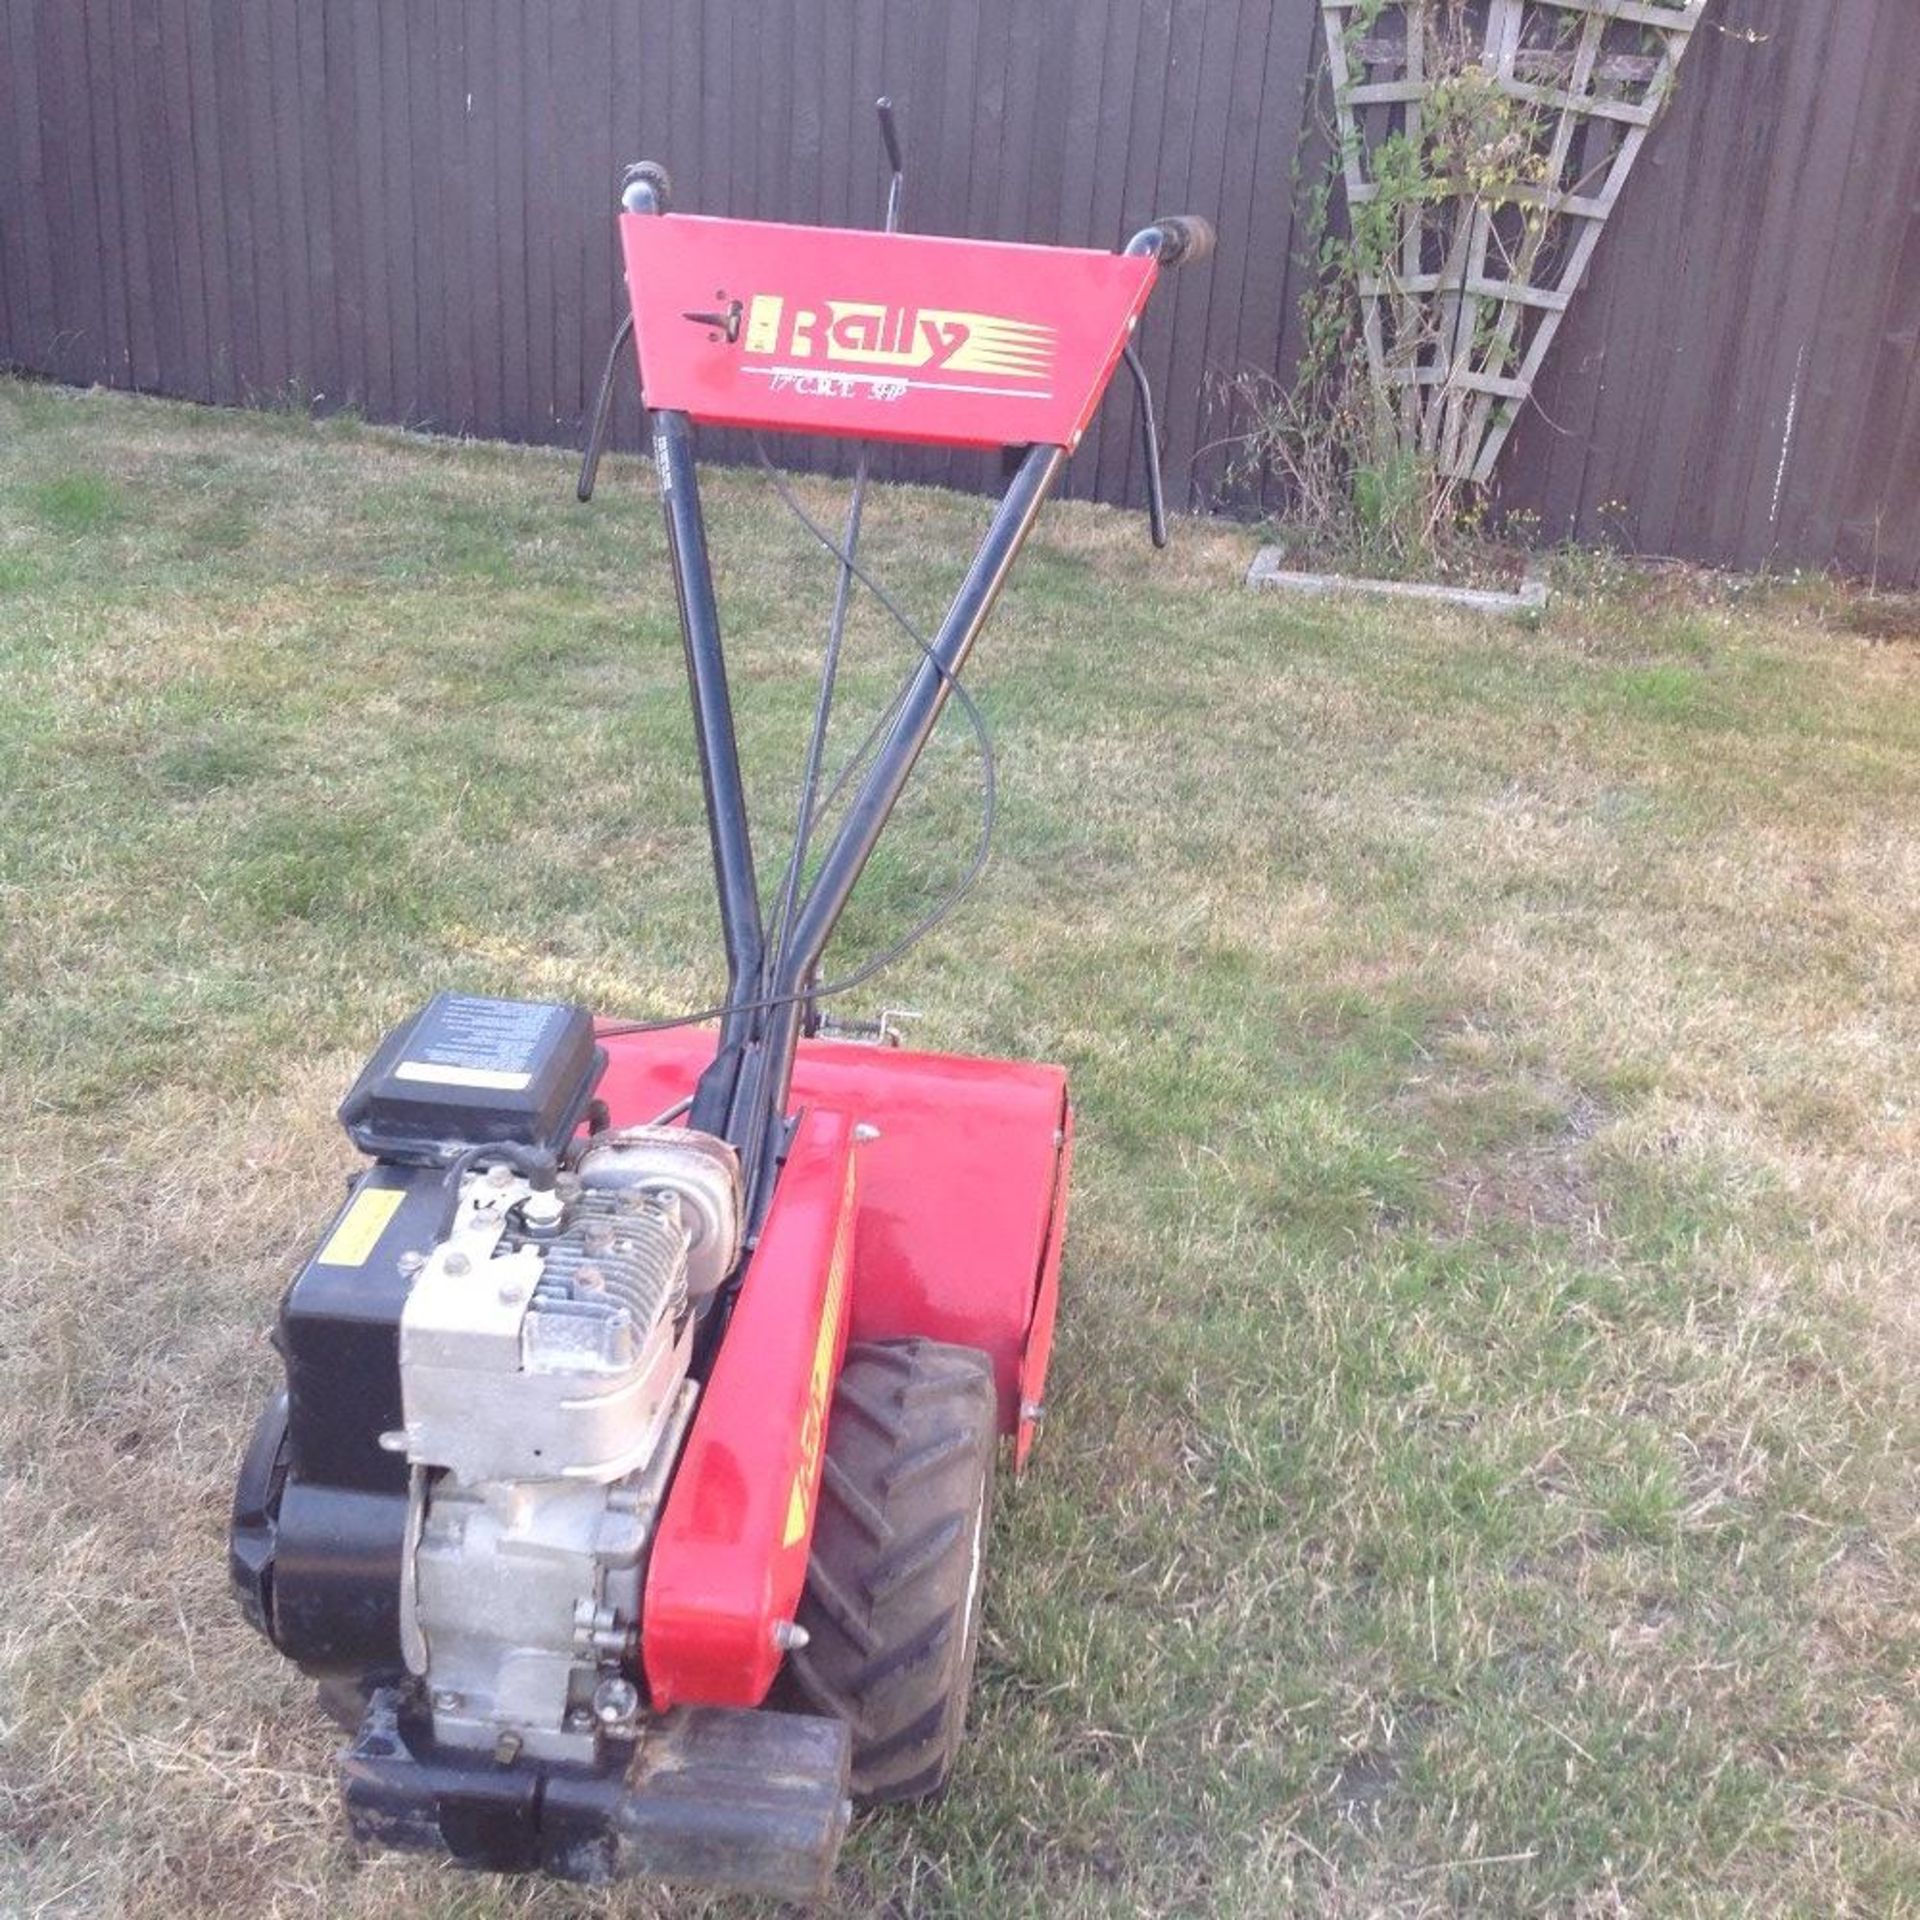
top-left (1153, 214), bottom-right (1216, 268)
top-left (876, 98), bottom-right (904, 175)
top-left (621, 160), bottom-right (673, 214)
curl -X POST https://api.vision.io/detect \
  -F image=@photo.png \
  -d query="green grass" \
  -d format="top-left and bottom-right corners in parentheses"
top-left (2, 379), bottom-right (1916, 1918)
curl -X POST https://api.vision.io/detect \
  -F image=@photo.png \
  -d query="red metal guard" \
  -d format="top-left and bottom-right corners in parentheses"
top-left (641, 1105), bottom-right (859, 1710)
top-left (621, 214), bottom-right (1157, 450)
top-left (603, 1028), bottom-right (1073, 1710)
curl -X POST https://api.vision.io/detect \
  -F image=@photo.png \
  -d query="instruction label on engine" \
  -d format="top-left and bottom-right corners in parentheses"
top-left (315, 1185), bottom-right (406, 1267)
top-left (392, 994), bottom-right (562, 1092)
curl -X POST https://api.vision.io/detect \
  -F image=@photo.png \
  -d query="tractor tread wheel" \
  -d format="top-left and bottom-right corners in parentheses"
top-left (884, 1429), bottom-right (975, 1495)
top-left (780, 1337), bottom-right (997, 1805)
top-left (820, 1454), bottom-right (889, 1542)
top-left (869, 1514), bottom-right (966, 1602)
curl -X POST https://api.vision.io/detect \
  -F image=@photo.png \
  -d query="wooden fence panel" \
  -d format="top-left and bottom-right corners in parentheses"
top-left (0, 0), bottom-right (1912, 583)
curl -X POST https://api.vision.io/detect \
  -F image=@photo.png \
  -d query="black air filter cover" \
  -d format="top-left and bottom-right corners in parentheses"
top-left (339, 993), bottom-right (604, 1166)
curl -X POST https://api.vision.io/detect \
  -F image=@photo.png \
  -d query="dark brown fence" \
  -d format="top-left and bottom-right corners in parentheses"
top-left (2, 0), bottom-right (1914, 584)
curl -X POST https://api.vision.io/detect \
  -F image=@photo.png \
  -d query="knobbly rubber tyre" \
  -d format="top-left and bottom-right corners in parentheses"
top-left (780, 1338), bottom-right (999, 1804)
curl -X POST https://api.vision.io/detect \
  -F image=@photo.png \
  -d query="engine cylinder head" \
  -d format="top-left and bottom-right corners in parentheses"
top-left (573, 1126), bottom-right (743, 1300)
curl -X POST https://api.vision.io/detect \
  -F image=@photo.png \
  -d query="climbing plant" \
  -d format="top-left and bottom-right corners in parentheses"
top-left (1217, 0), bottom-right (1703, 576)
top-left (1326, 0), bottom-right (1706, 482)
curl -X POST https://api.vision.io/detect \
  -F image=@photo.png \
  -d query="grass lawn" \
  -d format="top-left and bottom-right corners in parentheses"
top-left (1, 378), bottom-right (1915, 1918)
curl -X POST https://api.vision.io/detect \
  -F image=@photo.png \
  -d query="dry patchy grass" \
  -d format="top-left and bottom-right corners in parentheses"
top-left (2, 381), bottom-right (1916, 1917)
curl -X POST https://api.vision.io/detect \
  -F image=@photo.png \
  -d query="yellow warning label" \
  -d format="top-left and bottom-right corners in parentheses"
top-left (784, 1478), bottom-right (810, 1548)
top-left (315, 1186), bottom-right (406, 1268)
top-left (782, 1163), bottom-right (857, 1547)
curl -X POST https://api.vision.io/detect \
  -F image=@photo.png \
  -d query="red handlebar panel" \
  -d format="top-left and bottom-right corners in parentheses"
top-left (620, 214), bottom-right (1157, 451)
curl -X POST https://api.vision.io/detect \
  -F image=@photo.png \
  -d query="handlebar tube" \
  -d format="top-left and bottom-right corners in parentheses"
top-left (603, 171), bottom-right (1212, 1218)
top-left (733, 443), bottom-right (1067, 1223)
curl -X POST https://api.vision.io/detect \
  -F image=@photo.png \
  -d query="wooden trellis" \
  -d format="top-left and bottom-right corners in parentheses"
top-left (1320, 0), bottom-right (1705, 484)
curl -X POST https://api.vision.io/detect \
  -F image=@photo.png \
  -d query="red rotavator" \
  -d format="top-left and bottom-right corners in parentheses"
top-left (229, 99), bottom-right (1212, 1904)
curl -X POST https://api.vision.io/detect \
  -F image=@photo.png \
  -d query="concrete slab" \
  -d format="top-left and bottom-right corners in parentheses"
top-left (1247, 547), bottom-right (1549, 615)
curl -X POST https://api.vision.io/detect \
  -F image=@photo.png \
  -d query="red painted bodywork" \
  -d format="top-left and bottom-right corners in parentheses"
top-left (1017, 1101), bottom-right (1073, 1472)
top-left (620, 213), bottom-right (1156, 451)
top-left (641, 1107), bottom-right (857, 1709)
top-left (599, 1027), bottom-right (1072, 1709)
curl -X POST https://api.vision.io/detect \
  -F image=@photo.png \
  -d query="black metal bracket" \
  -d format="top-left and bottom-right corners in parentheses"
top-left (340, 1689), bottom-right (851, 1901)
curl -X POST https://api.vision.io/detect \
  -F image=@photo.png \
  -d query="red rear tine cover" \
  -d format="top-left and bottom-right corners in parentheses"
top-left (621, 214), bottom-right (1157, 450)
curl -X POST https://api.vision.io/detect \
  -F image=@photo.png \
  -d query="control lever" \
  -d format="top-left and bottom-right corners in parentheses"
top-left (787, 94), bottom-right (905, 1046)
top-left (578, 165), bottom-right (675, 502)
top-left (876, 97), bottom-right (904, 229)
top-left (577, 312), bottom-right (634, 503)
top-left (1121, 342), bottom-right (1169, 550)
top-left (681, 300), bottom-right (743, 342)
top-left (877, 98), bottom-right (904, 176)
top-left (1113, 212), bottom-right (1211, 546)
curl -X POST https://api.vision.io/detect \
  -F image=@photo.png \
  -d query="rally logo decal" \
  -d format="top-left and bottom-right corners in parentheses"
top-left (741, 294), bottom-right (1055, 404)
